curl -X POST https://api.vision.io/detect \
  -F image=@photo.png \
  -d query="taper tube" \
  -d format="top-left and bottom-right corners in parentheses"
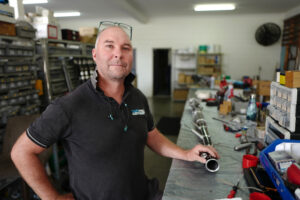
top-left (200, 152), bottom-right (219, 173)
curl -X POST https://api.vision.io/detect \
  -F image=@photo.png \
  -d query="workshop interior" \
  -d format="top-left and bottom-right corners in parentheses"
top-left (1, 0), bottom-right (300, 199)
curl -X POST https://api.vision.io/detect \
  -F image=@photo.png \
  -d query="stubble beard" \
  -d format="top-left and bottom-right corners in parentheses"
top-left (99, 62), bottom-right (130, 81)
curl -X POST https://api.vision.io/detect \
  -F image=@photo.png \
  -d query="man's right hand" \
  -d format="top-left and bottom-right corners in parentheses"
top-left (55, 193), bottom-right (75, 200)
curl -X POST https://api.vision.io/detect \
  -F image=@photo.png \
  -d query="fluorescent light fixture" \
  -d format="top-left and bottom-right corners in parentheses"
top-left (54, 11), bottom-right (81, 17)
top-left (194, 3), bottom-right (236, 11)
top-left (23, 0), bottom-right (48, 4)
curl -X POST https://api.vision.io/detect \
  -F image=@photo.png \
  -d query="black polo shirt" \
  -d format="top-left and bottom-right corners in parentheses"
top-left (26, 72), bottom-right (155, 200)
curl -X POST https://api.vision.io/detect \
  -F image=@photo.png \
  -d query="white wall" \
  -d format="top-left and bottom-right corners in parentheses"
top-left (59, 14), bottom-right (284, 97)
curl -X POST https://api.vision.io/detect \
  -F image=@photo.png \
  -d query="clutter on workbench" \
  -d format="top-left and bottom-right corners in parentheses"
top-left (260, 139), bottom-right (300, 200)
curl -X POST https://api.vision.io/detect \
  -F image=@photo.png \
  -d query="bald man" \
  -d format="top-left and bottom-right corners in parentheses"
top-left (11, 24), bottom-right (219, 200)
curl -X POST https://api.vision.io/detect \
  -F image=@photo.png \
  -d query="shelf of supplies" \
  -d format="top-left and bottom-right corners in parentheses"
top-left (0, 89), bottom-right (37, 100)
top-left (175, 67), bottom-right (195, 70)
top-left (49, 54), bottom-right (92, 58)
top-left (198, 53), bottom-right (222, 56)
top-left (0, 72), bottom-right (32, 77)
top-left (51, 78), bottom-right (66, 83)
top-left (175, 53), bottom-right (196, 56)
top-left (197, 63), bottom-right (221, 66)
top-left (46, 38), bottom-right (82, 45)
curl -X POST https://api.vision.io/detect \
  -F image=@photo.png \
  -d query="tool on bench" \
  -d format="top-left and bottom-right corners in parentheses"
top-left (212, 117), bottom-right (242, 132)
top-left (227, 179), bottom-right (240, 198)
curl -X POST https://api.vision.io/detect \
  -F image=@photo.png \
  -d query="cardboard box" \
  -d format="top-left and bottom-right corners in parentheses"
top-left (33, 23), bottom-right (58, 39)
top-left (185, 75), bottom-right (193, 84)
top-left (198, 56), bottom-right (206, 64)
top-left (219, 101), bottom-right (232, 115)
top-left (79, 27), bottom-right (98, 36)
top-left (252, 80), bottom-right (259, 89)
top-left (258, 80), bottom-right (271, 96)
top-left (285, 71), bottom-right (300, 88)
top-left (173, 89), bottom-right (188, 100)
top-left (178, 73), bottom-right (186, 84)
top-left (0, 21), bottom-right (16, 36)
top-left (33, 16), bottom-right (56, 25)
top-left (80, 35), bottom-right (97, 44)
top-left (197, 66), bottom-right (214, 75)
top-left (61, 29), bottom-right (80, 41)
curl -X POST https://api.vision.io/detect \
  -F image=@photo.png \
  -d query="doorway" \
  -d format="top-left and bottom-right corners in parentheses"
top-left (153, 49), bottom-right (171, 96)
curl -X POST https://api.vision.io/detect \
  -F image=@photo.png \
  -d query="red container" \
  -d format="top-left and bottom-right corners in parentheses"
top-left (242, 154), bottom-right (259, 168)
top-left (249, 192), bottom-right (271, 200)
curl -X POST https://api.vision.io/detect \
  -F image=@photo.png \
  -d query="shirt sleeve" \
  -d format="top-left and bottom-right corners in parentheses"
top-left (144, 98), bottom-right (155, 132)
top-left (26, 100), bottom-right (70, 148)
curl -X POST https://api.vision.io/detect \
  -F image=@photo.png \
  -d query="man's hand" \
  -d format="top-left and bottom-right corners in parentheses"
top-left (55, 193), bottom-right (75, 200)
top-left (185, 144), bottom-right (219, 163)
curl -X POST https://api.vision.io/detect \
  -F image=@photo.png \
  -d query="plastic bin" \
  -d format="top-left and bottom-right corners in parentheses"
top-left (259, 139), bottom-right (300, 200)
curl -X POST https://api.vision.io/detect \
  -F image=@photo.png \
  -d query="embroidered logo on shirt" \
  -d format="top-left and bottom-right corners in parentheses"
top-left (131, 109), bottom-right (145, 115)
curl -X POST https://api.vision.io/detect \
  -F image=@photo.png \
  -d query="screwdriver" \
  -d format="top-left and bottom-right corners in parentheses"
top-left (227, 179), bottom-right (240, 198)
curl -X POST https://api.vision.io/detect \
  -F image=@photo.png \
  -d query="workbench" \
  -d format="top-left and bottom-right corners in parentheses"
top-left (162, 88), bottom-right (250, 200)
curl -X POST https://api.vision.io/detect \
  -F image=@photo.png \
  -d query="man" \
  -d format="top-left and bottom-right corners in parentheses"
top-left (11, 22), bottom-right (219, 200)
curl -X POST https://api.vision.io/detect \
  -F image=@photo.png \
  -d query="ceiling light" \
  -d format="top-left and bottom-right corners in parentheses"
top-left (194, 4), bottom-right (236, 11)
top-left (54, 11), bottom-right (81, 17)
top-left (23, 0), bottom-right (48, 4)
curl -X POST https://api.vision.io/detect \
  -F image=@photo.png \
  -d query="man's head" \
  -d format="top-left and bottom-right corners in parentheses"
top-left (92, 26), bottom-right (133, 82)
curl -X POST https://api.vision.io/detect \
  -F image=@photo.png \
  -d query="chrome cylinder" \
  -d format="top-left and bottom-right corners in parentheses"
top-left (200, 152), bottom-right (219, 173)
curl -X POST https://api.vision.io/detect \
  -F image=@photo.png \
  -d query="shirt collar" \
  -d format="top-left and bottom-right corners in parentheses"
top-left (91, 69), bottom-right (135, 90)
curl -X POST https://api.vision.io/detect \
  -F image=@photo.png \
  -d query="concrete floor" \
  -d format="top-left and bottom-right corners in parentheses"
top-left (144, 96), bottom-right (185, 191)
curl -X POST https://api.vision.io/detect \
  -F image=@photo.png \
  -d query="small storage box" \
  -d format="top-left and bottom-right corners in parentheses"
top-left (260, 139), bottom-right (300, 200)
top-left (61, 29), bottom-right (80, 41)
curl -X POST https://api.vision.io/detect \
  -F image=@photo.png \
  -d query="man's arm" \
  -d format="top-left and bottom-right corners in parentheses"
top-left (11, 132), bottom-right (74, 200)
top-left (146, 128), bottom-right (219, 163)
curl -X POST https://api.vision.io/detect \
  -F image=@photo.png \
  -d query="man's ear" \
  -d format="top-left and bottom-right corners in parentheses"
top-left (92, 48), bottom-right (96, 62)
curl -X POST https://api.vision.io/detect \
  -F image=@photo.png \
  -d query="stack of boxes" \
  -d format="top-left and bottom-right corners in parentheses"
top-left (28, 6), bottom-right (61, 40)
top-left (177, 73), bottom-right (193, 85)
top-left (265, 82), bottom-right (300, 144)
top-left (79, 27), bottom-right (98, 44)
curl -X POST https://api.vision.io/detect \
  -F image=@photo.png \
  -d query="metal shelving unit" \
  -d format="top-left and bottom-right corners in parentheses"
top-left (171, 49), bottom-right (197, 101)
top-left (36, 39), bottom-right (95, 104)
top-left (0, 35), bottom-right (40, 152)
top-left (197, 53), bottom-right (222, 76)
top-left (36, 39), bottom-right (96, 181)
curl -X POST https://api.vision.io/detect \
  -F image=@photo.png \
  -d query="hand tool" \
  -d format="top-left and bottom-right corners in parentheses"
top-left (227, 179), bottom-right (240, 198)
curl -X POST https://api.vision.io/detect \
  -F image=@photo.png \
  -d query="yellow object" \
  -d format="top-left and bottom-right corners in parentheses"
top-left (35, 79), bottom-right (44, 96)
top-left (280, 74), bottom-right (286, 85)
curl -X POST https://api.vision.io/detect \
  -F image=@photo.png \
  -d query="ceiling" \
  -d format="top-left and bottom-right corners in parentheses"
top-left (23, 0), bottom-right (300, 23)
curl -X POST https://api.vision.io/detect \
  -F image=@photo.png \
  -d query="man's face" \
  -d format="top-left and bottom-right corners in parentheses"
top-left (92, 27), bottom-right (133, 81)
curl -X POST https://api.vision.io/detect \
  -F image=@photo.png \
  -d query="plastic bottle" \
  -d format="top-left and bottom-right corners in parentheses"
top-left (210, 76), bottom-right (215, 89)
top-left (246, 94), bottom-right (257, 121)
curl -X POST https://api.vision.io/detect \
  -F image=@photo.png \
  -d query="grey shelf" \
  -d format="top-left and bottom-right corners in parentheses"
top-left (37, 38), bottom-right (95, 103)
top-left (197, 63), bottom-right (221, 66)
top-left (49, 54), bottom-right (92, 58)
top-left (198, 53), bottom-right (222, 56)
top-left (0, 35), bottom-right (40, 155)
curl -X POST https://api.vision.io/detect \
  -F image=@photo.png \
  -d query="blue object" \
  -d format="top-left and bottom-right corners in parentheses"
top-left (0, 0), bottom-right (9, 4)
top-left (246, 94), bottom-right (257, 121)
top-left (260, 139), bottom-right (300, 200)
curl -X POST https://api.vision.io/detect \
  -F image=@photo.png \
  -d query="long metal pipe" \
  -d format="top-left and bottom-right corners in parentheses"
top-left (189, 98), bottom-right (219, 173)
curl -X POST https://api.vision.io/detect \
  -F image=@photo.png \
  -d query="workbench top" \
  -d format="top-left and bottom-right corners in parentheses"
top-left (162, 88), bottom-right (250, 200)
